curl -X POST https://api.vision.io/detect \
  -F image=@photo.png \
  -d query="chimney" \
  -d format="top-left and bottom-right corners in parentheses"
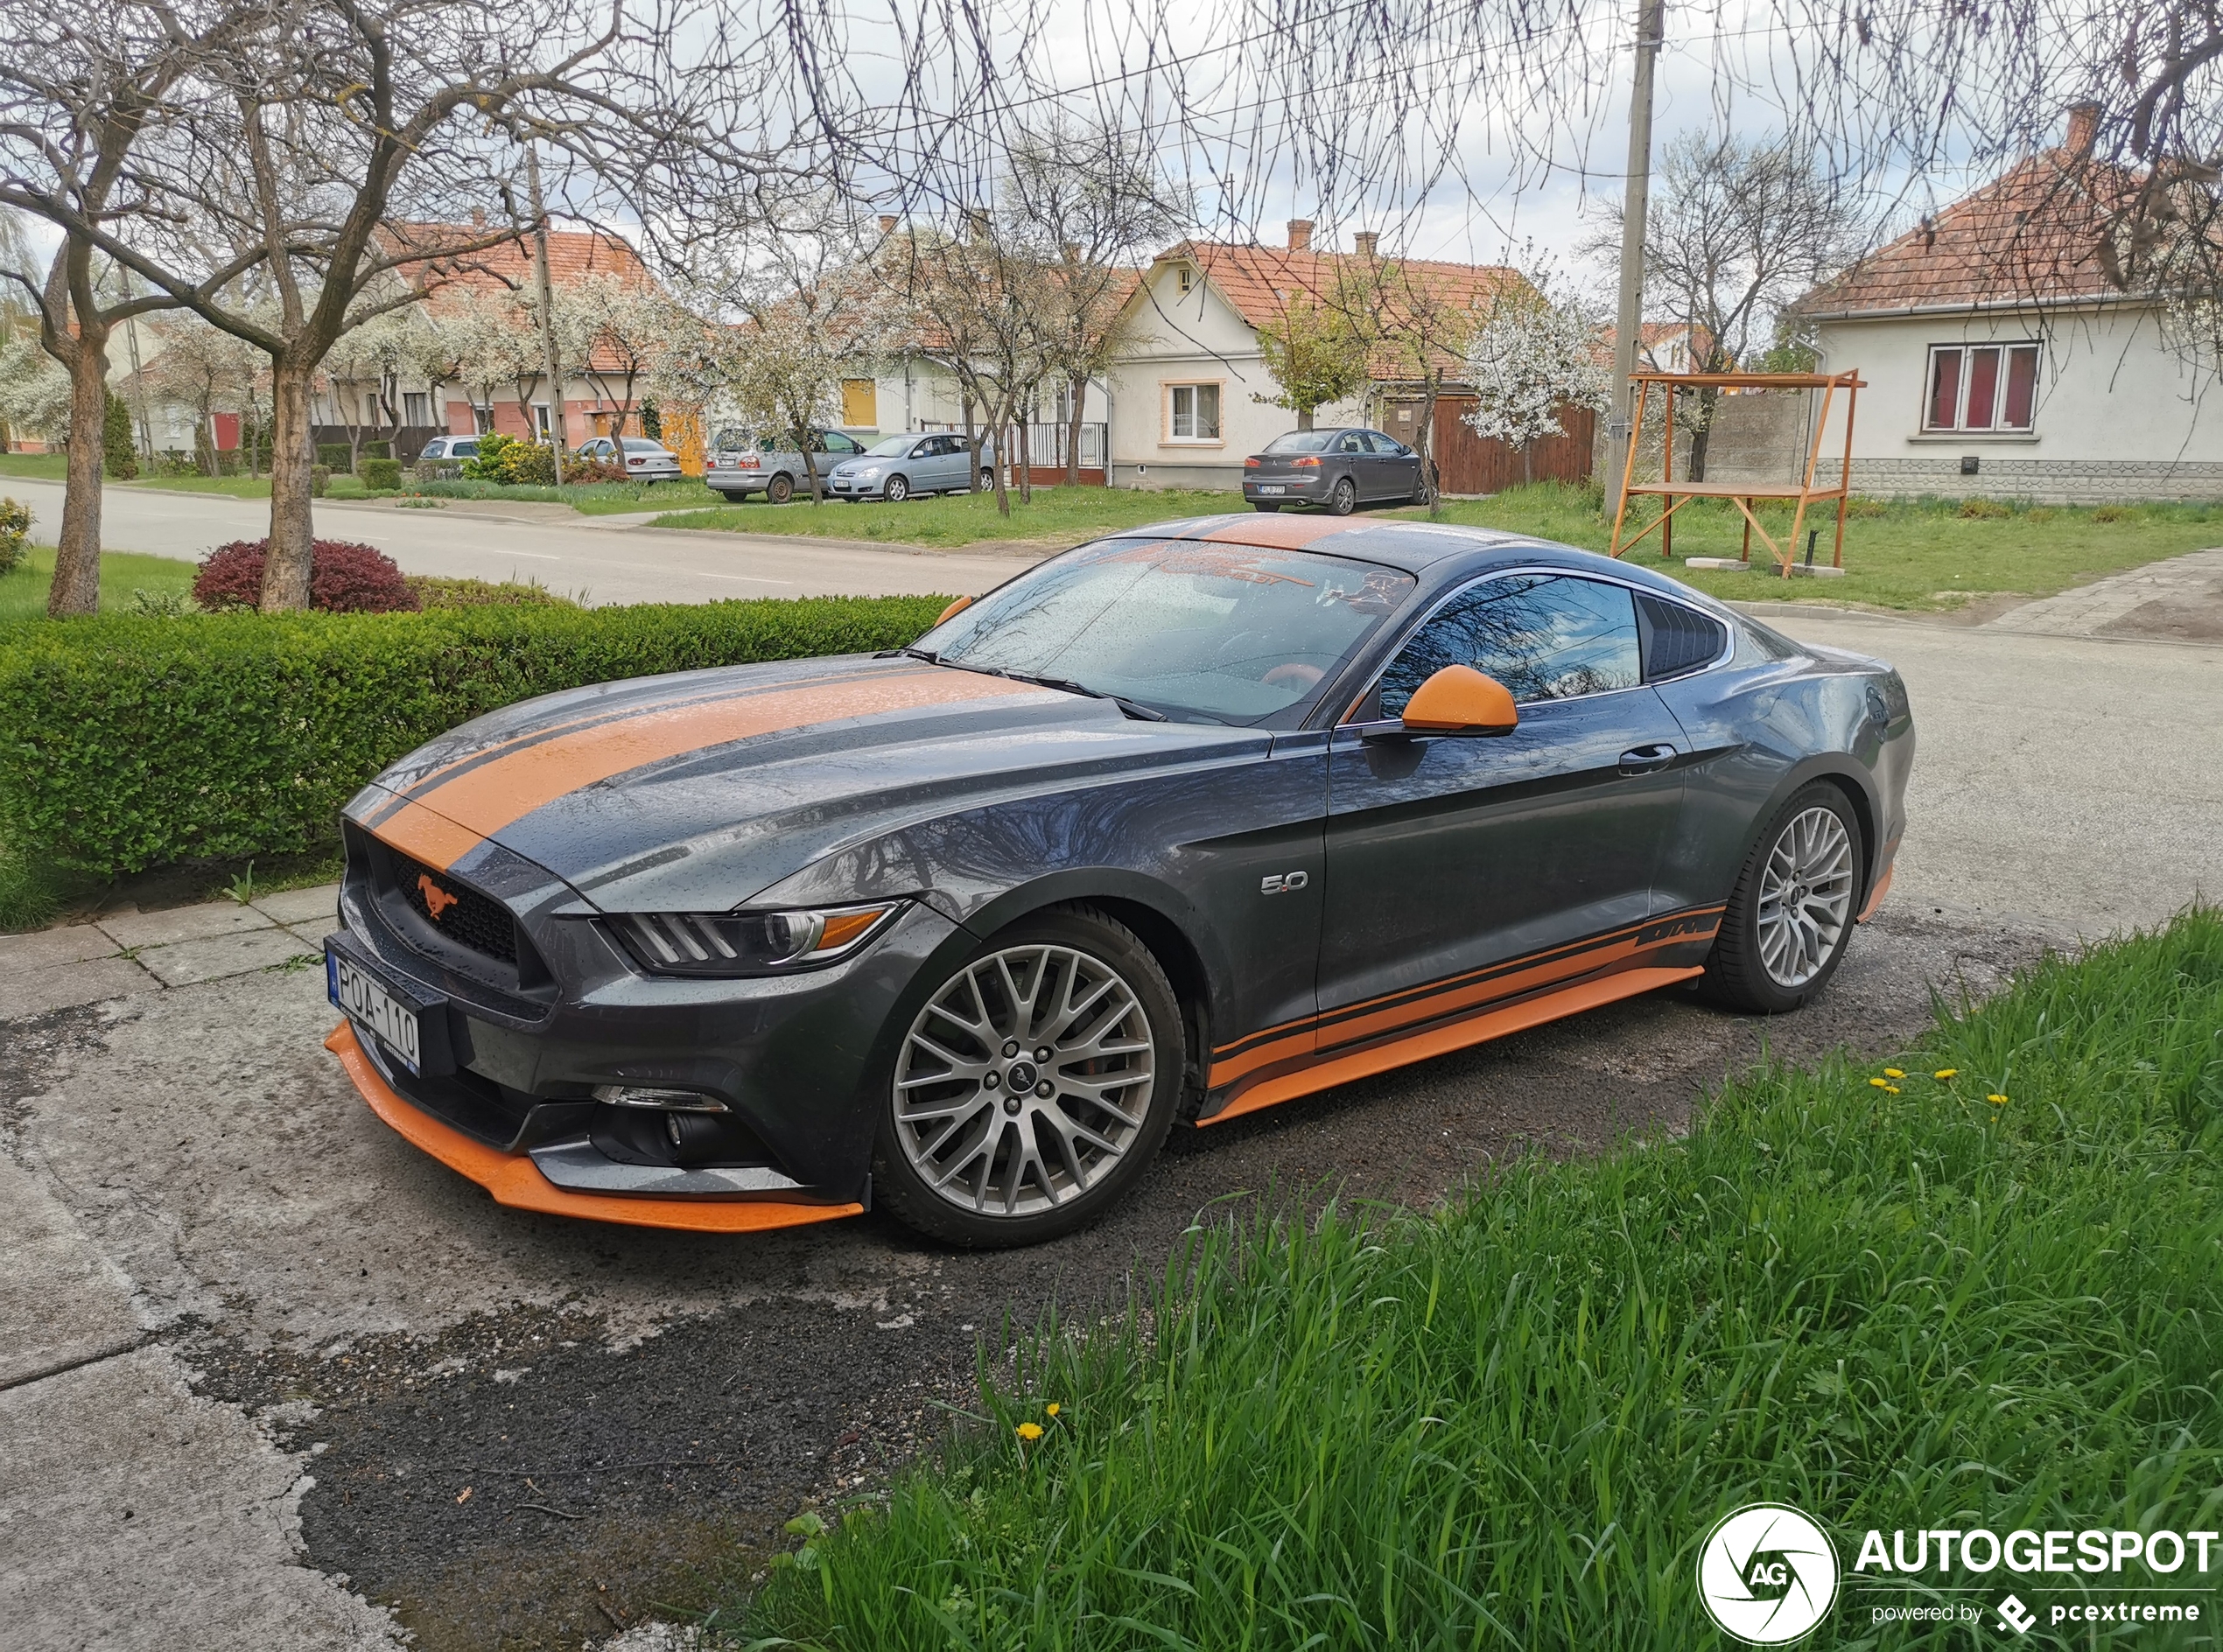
top-left (1287, 219), bottom-right (1314, 252)
top-left (878, 214), bottom-right (898, 235)
top-left (2065, 101), bottom-right (2100, 156)
top-left (470, 206), bottom-right (487, 228)
top-left (1354, 230), bottom-right (1378, 259)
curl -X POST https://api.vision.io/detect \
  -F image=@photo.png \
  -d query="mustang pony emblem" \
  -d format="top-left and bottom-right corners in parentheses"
top-left (417, 873), bottom-right (459, 920)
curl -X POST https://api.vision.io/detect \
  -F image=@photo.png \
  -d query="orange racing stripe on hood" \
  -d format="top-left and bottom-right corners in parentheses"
top-left (372, 668), bottom-right (1058, 871)
top-left (1197, 514), bottom-right (1378, 550)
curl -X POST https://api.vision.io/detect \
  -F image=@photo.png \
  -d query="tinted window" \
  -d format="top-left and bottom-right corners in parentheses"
top-left (1378, 574), bottom-right (1641, 712)
top-left (1264, 430), bottom-right (1336, 454)
top-left (925, 539), bottom-right (1417, 725)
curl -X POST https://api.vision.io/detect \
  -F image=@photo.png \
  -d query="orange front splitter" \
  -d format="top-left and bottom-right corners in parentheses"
top-left (325, 1022), bottom-right (863, 1235)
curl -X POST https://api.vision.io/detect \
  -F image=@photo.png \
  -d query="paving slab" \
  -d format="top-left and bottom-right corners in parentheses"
top-left (0, 956), bottom-right (157, 1019)
top-left (0, 1158), bottom-right (142, 1390)
top-left (0, 924), bottom-right (120, 974)
top-left (100, 901), bottom-right (276, 949)
top-left (1984, 544), bottom-right (2223, 638)
top-left (0, 1347), bottom-right (405, 1651)
top-left (250, 885), bottom-right (343, 927)
top-left (135, 928), bottom-right (315, 988)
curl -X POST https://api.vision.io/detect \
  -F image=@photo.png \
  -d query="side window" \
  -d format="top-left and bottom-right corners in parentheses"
top-left (1371, 431), bottom-right (1406, 454)
top-left (1337, 431), bottom-right (1367, 453)
top-left (825, 432), bottom-right (862, 453)
top-left (914, 438), bottom-right (939, 458)
top-left (1377, 574), bottom-right (1642, 713)
top-left (1635, 592), bottom-right (1729, 682)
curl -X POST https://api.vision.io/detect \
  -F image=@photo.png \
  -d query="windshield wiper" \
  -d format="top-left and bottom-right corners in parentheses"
top-left (959, 665), bottom-right (1170, 721)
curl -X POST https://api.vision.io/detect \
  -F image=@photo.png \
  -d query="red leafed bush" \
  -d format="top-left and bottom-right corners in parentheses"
top-left (192, 538), bottom-right (422, 613)
top-left (562, 457), bottom-right (631, 484)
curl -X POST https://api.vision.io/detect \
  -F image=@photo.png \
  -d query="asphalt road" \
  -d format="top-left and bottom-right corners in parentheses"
top-left (4, 477), bottom-right (1037, 604)
top-left (3, 584), bottom-right (2219, 1648)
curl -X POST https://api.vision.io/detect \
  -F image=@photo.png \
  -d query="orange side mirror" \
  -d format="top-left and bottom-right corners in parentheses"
top-left (1399, 664), bottom-right (1518, 735)
top-left (936, 595), bottom-right (973, 626)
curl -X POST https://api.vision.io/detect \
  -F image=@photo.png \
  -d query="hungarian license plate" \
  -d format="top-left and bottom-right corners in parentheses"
top-left (1257, 485), bottom-right (1286, 495)
top-left (328, 950), bottom-right (422, 1073)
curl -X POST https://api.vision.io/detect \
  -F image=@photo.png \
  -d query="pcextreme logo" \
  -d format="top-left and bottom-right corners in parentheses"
top-left (1698, 1503), bottom-right (1841, 1644)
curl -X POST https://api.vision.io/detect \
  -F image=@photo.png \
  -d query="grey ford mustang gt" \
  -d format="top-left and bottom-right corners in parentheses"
top-left (325, 514), bottom-right (1913, 1246)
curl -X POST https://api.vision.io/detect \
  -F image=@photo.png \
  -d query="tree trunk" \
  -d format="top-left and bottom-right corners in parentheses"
top-left (1297, 407), bottom-right (1314, 431)
top-left (989, 394), bottom-right (1013, 518)
top-left (960, 391), bottom-right (980, 493)
top-left (1522, 440), bottom-right (1533, 486)
top-left (261, 364), bottom-right (318, 612)
top-left (1064, 376), bottom-right (1085, 487)
top-left (1686, 386), bottom-right (1715, 483)
top-left (798, 416), bottom-right (824, 503)
top-left (1017, 415), bottom-right (1032, 504)
top-left (1418, 381), bottom-right (1443, 518)
top-left (49, 335), bottom-right (109, 617)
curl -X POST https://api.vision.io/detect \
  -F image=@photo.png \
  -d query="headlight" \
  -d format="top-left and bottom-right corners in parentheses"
top-left (606, 900), bottom-right (902, 976)
top-left (856, 466), bottom-right (882, 480)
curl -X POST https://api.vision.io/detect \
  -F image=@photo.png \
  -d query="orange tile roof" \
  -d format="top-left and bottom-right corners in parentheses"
top-left (1153, 241), bottom-right (1528, 380)
top-left (1796, 150), bottom-right (2136, 316)
top-left (383, 222), bottom-right (654, 297)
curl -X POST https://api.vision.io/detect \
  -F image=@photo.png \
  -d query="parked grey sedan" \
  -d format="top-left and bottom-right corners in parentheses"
top-left (1244, 427), bottom-right (1423, 514)
top-left (826, 432), bottom-right (996, 501)
top-left (704, 427), bottom-right (871, 503)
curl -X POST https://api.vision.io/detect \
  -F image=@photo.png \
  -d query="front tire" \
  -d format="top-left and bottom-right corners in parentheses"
top-left (884, 474), bottom-right (910, 502)
top-left (873, 906), bottom-right (1183, 1247)
top-left (1326, 476), bottom-right (1357, 515)
top-left (1703, 781), bottom-right (1864, 1013)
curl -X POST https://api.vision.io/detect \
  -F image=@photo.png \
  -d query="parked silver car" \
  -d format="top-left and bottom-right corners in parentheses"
top-left (577, 435), bottom-right (684, 482)
top-left (826, 431), bottom-right (996, 501)
top-left (416, 434), bottom-right (481, 462)
top-left (703, 427), bottom-right (871, 503)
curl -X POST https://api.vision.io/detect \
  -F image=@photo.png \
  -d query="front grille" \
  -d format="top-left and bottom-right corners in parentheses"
top-left (393, 853), bottom-right (518, 964)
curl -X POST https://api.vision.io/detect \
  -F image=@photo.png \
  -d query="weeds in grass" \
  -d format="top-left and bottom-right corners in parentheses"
top-left (733, 913), bottom-right (2223, 1650)
top-left (224, 862), bottom-right (256, 906)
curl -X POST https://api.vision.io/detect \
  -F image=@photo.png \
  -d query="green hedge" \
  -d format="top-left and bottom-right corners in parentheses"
top-left (0, 596), bottom-right (949, 877)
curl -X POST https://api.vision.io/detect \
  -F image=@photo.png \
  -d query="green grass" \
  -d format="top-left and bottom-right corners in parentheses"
top-left (1427, 483), bottom-right (2223, 612)
top-left (413, 476), bottom-right (729, 514)
top-left (649, 486), bottom-right (1250, 547)
top-left (0, 544), bottom-right (199, 624)
top-left (732, 912), bottom-right (2223, 1649)
top-left (0, 452), bottom-right (68, 480)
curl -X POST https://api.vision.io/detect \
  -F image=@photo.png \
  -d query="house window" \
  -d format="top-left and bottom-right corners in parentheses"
top-left (1175, 265), bottom-right (1195, 295)
top-left (472, 404), bottom-right (494, 434)
top-left (1925, 343), bottom-right (2038, 431)
top-left (1167, 382), bottom-right (1221, 443)
top-left (840, 379), bottom-right (876, 426)
top-left (533, 403), bottom-right (552, 440)
top-left (403, 392), bottom-right (430, 425)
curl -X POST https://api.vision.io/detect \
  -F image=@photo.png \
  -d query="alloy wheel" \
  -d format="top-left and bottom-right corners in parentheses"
top-left (1755, 805), bottom-right (1855, 989)
top-left (892, 942), bottom-right (1156, 1219)
top-left (885, 474), bottom-right (909, 501)
top-left (1329, 478), bottom-right (1357, 515)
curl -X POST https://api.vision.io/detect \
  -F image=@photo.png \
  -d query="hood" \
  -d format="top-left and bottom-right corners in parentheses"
top-left (347, 654), bottom-right (1266, 911)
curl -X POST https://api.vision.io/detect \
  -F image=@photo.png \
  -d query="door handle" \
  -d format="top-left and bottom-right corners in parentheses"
top-left (1618, 744), bottom-right (1677, 775)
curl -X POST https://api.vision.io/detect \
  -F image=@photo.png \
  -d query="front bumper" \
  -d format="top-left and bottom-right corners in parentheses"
top-left (325, 829), bottom-right (966, 1230)
top-left (825, 475), bottom-right (883, 498)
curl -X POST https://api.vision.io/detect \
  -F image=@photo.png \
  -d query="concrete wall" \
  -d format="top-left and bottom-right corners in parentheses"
top-left (1104, 262), bottom-right (1361, 491)
top-left (1814, 302), bottom-right (2223, 501)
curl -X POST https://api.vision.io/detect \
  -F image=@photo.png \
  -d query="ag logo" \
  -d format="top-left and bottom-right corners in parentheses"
top-left (1697, 1503), bottom-right (1839, 1644)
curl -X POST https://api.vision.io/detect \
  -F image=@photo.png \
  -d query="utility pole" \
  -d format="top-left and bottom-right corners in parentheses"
top-left (526, 144), bottom-right (568, 486)
top-left (1605, 0), bottom-right (1664, 517)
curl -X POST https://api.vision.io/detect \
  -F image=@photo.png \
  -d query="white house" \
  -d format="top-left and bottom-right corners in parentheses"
top-left (1795, 107), bottom-right (2223, 502)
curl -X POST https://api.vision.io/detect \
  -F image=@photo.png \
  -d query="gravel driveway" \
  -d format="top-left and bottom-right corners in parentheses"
top-left (4, 599), bottom-right (2218, 1650)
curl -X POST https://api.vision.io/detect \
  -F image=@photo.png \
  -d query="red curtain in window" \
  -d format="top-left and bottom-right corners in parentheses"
top-left (1927, 350), bottom-right (1962, 429)
top-left (1964, 346), bottom-right (2002, 430)
top-left (2002, 346), bottom-right (2038, 429)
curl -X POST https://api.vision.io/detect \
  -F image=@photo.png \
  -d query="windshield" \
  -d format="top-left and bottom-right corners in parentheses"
top-left (1263, 430), bottom-right (1336, 454)
top-left (862, 435), bottom-right (920, 458)
top-left (918, 538), bottom-right (1417, 724)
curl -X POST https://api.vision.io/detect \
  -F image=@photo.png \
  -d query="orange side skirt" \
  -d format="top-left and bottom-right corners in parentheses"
top-left (1197, 965), bottom-right (1703, 1126)
top-left (1856, 864), bottom-right (1893, 922)
top-left (325, 1023), bottom-right (864, 1235)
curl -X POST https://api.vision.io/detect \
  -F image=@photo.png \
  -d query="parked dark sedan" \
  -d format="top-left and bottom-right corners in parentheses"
top-left (1244, 426), bottom-right (1424, 514)
top-left (324, 514), bottom-right (1913, 1247)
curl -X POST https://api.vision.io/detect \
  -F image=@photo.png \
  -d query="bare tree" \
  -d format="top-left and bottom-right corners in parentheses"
top-left (1585, 134), bottom-right (1862, 480)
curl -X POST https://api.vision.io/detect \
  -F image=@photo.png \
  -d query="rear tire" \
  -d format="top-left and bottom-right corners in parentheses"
top-left (1327, 476), bottom-right (1357, 515)
top-left (1702, 781), bottom-right (1864, 1013)
top-left (767, 472), bottom-right (794, 504)
top-left (873, 906), bottom-right (1182, 1247)
top-left (885, 474), bottom-right (910, 502)
top-left (714, 490), bottom-right (747, 503)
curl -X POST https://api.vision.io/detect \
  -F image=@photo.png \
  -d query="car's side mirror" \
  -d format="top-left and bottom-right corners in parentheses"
top-left (1395, 664), bottom-right (1518, 736)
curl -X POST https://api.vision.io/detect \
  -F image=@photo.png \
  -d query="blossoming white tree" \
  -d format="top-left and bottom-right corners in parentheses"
top-left (1461, 283), bottom-right (1611, 486)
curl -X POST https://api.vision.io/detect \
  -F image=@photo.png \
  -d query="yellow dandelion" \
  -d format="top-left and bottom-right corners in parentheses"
top-left (1934, 1068), bottom-right (1958, 1080)
top-left (1883, 1084), bottom-right (1901, 1095)
top-left (1045, 1404), bottom-right (1061, 1418)
top-left (1988, 1093), bottom-right (2009, 1106)
top-left (1016, 1422), bottom-right (1043, 1441)
top-left (1884, 1068), bottom-right (1904, 1079)
top-left (1869, 1077), bottom-right (1890, 1089)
